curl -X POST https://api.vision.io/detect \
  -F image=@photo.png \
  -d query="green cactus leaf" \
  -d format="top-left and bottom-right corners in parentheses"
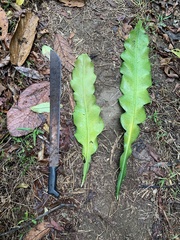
top-left (116, 21), bottom-right (152, 199)
top-left (70, 54), bottom-right (104, 186)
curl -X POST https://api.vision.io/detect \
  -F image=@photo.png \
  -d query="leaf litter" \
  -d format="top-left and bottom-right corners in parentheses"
top-left (0, 54), bottom-right (10, 68)
top-left (14, 66), bottom-right (43, 79)
top-left (0, 7), bottom-right (8, 41)
top-left (24, 222), bottom-right (51, 240)
top-left (7, 82), bottom-right (50, 136)
top-left (54, 33), bottom-right (76, 72)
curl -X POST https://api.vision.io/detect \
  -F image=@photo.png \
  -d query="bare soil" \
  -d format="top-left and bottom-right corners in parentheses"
top-left (0, 0), bottom-right (179, 240)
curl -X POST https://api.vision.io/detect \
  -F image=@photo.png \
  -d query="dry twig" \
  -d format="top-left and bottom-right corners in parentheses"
top-left (0, 203), bottom-right (76, 237)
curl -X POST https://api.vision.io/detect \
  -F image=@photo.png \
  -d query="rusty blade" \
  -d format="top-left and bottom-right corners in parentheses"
top-left (48, 50), bottom-right (61, 198)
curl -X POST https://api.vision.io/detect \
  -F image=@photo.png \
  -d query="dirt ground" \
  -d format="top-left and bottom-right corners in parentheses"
top-left (0, 0), bottom-right (179, 239)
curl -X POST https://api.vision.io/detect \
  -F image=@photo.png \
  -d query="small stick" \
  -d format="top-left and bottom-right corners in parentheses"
top-left (110, 134), bottom-right (123, 165)
top-left (0, 203), bottom-right (76, 237)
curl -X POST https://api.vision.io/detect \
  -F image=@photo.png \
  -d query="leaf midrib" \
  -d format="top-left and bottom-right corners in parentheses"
top-left (82, 59), bottom-right (90, 160)
top-left (122, 28), bottom-right (140, 169)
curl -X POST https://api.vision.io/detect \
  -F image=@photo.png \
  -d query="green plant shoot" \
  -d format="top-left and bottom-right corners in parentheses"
top-left (42, 45), bottom-right (52, 60)
top-left (31, 102), bottom-right (50, 113)
top-left (70, 54), bottom-right (104, 186)
top-left (117, 20), bottom-right (152, 199)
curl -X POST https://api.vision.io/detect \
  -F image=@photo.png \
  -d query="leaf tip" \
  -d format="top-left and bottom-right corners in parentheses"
top-left (116, 194), bottom-right (119, 201)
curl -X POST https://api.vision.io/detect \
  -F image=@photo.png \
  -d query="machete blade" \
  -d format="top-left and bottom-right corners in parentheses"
top-left (48, 50), bottom-right (61, 198)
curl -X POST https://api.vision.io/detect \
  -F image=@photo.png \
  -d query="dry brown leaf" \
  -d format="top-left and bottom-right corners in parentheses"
top-left (162, 33), bottom-right (170, 42)
top-left (164, 66), bottom-right (179, 78)
top-left (160, 57), bottom-right (171, 66)
top-left (59, 0), bottom-right (85, 7)
top-left (24, 222), bottom-right (50, 240)
top-left (0, 54), bottom-right (10, 68)
top-left (122, 22), bottom-right (133, 34)
top-left (0, 7), bottom-right (8, 40)
top-left (50, 219), bottom-right (64, 231)
top-left (54, 33), bottom-right (76, 72)
top-left (7, 82), bottom-right (50, 137)
top-left (10, 11), bottom-right (39, 66)
top-left (118, 22), bottom-right (132, 40)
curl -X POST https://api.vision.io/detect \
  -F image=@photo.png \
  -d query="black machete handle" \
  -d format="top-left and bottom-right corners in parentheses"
top-left (48, 166), bottom-right (60, 198)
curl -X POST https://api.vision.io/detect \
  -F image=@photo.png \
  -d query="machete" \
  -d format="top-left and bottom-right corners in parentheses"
top-left (48, 50), bottom-right (61, 198)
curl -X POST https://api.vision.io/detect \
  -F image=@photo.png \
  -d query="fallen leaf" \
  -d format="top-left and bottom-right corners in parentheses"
top-left (7, 83), bottom-right (19, 104)
top-left (0, 7), bottom-right (8, 40)
top-left (54, 33), bottom-right (76, 72)
top-left (24, 222), bottom-right (50, 240)
top-left (50, 219), bottom-right (64, 231)
top-left (118, 22), bottom-right (133, 40)
top-left (10, 11), bottom-right (39, 66)
top-left (7, 82), bottom-right (50, 136)
top-left (164, 66), bottom-right (179, 78)
top-left (0, 54), bottom-right (10, 68)
top-left (59, 0), bottom-right (85, 7)
top-left (15, 66), bottom-right (43, 79)
top-left (162, 33), bottom-right (170, 42)
top-left (160, 57), bottom-right (171, 66)
top-left (122, 22), bottom-right (133, 34)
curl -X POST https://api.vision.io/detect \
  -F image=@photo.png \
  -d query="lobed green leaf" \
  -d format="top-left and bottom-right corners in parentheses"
top-left (116, 21), bottom-right (152, 199)
top-left (70, 54), bottom-right (104, 186)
